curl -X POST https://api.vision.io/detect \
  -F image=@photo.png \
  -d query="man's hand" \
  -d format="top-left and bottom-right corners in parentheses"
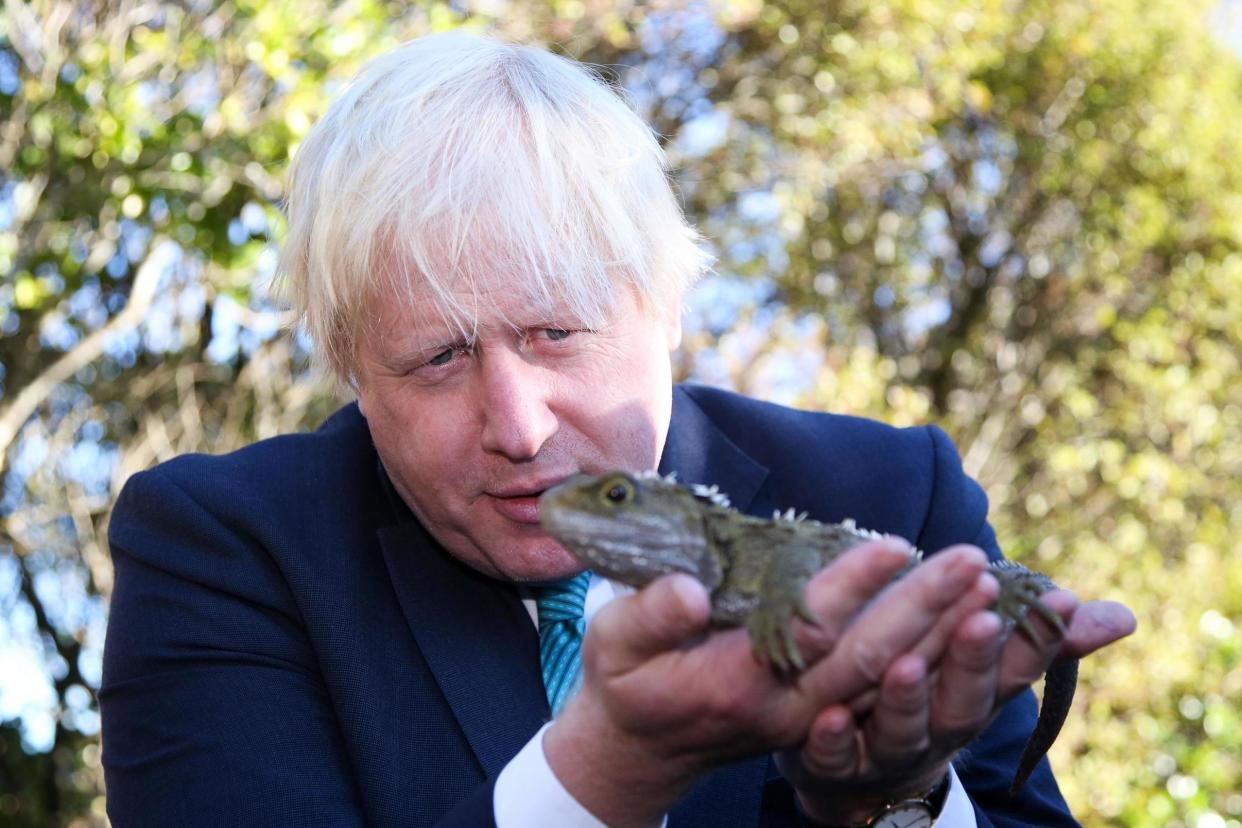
top-left (543, 539), bottom-right (982, 828)
top-left (775, 545), bottom-right (1003, 821)
top-left (543, 540), bottom-right (1136, 828)
top-left (543, 540), bottom-right (914, 827)
top-left (780, 554), bottom-right (1137, 824)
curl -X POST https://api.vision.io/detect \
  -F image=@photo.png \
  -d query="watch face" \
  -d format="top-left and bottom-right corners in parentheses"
top-left (872, 801), bottom-right (934, 828)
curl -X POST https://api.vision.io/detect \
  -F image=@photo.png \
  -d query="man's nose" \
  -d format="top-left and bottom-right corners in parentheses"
top-left (477, 351), bottom-right (558, 461)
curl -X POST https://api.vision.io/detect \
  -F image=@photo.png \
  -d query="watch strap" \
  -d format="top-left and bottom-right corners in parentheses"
top-left (795, 772), bottom-right (951, 828)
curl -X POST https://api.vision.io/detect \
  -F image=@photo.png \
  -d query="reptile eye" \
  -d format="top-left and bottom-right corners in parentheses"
top-left (603, 479), bottom-right (634, 505)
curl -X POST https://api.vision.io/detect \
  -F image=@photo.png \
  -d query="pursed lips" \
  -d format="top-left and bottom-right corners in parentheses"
top-left (484, 475), bottom-right (575, 524)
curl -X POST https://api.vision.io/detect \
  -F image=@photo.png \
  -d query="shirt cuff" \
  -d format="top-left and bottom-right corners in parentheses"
top-left (495, 724), bottom-right (969, 828)
top-left (494, 723), bottom-right (605, 828)
top-left (494, 723), bottom-right (671, 828)
top-left (932, 765), bottom-right (976, 827)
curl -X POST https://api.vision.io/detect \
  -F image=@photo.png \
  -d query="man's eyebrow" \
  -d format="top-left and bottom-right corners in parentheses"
top-left (387, 335), bottom-right (473, 364)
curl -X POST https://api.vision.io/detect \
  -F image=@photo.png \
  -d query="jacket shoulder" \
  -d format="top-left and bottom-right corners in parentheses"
top-left (678, 382), bottom-right (932, 473)
top-left (125, 403), bottom-right (373, 510)
top-left (677, 384), bottom-right (991, 554)
top-left (107, 403), bottom-right (382, 579)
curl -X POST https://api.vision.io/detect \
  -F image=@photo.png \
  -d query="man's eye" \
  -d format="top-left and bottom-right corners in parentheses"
top-left (427, 348), bottom-right (454, 367)
top-left (543, 328), bottom-right (573, 341)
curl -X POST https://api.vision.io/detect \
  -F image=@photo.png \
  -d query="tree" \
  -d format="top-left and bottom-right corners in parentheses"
top-left (665, 1), bottom-right (1242, 823)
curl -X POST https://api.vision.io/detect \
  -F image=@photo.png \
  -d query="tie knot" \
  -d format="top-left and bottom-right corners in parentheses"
top-left (531, 571), bottom-right (590, 625)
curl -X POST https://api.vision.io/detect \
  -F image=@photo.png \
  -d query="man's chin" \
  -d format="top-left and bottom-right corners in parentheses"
top-left (490, 538), bottom-right (585, 584)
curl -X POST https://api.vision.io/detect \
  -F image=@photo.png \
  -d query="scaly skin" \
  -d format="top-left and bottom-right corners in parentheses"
top-left (540, 470), bottom-right (1075, 795)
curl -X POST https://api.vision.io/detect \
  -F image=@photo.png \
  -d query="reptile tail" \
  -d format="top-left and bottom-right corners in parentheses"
top-left (1010, 658), bottom-right (1079, 796)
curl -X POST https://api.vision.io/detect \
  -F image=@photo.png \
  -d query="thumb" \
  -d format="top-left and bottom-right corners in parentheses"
top-left (588, 574), bottom-right (712, 673)
top-left (1060, 599), bottom-right (1137, 659)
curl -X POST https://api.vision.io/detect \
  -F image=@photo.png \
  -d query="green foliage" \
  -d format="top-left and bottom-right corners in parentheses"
top-left (682, 2), bottom-right (1242, 824)
top-left (0, 0), bottom-right (1238, 825)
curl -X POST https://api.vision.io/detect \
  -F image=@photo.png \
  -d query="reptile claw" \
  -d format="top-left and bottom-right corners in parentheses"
top-left (747, 611), bottom-right (805, 673)
top-left (781, 625), bottom-right (805, 672)
top-left (1030, 597), bottom-right (1067, 636)
top-left (1015, 613), bottom-right (1044, 648)
top-left (796, 597), bottom-right (821, 628)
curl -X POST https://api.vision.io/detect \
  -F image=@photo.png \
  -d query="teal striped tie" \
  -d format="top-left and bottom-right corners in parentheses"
top-left (531, 572), bottom-right (591, 715)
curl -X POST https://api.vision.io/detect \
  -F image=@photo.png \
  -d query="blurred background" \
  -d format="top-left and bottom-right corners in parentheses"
top-left (1, 0), bottom-right (1239, 825)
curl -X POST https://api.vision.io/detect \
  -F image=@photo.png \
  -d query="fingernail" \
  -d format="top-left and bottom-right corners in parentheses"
top-left (883, 535), bottom-right (911, 554)
top-left (895, 654), bottom-right (927, 684)
top-left (669, 573), bottom-right (708, 616)
top-left (825, 706), bottom-right (851, 733)
top-left (972, 611), bottom-right (1004, 644)
top-left (948, 549), bottom-right (987, 582)
top-left (975, 571), bottom-right (1000, 599)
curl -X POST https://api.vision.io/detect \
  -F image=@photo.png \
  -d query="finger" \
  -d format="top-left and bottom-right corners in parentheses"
top-left (996, 590), bottom-right (1077, 697)
top-left (587, 574), bottom-right (711, 675)
top-left (929, 610), bottom-right (1005, 748)
top-left (805, 546), bottom-right (990, 701)
top-left (846, 687), bottom-right (879, 715)
top-left (867, 654), bottom-right (931, 769)
top-left (800, 705), bottom-right (860, 780)
top-left (1060, 599), bottom-right (1138, 659)
top-left (909, 570), bottom-right (1000, 666)
top-left (794, 537), bottom-right (915, 663)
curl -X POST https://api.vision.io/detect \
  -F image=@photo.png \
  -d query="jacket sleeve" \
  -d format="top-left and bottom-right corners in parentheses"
top-left (916, 426), bottom-right (1080, 828)
top-left (101, 464), bottom-right (499, 828)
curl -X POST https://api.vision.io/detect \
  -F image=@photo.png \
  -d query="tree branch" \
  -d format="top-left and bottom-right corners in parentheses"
top-left (0, 238), bottom-right (173, 466)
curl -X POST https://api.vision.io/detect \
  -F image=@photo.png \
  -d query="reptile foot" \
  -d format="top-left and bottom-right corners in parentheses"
top-left (989, 561), bottom-right (1066, 647)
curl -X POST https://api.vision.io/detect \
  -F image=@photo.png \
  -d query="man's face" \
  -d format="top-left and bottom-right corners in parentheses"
top-left (355, 282), bottom-right (681, 583)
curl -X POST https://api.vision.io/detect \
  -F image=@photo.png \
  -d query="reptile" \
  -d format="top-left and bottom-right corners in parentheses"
top-left (538, 469), bottom-right (1078, 796)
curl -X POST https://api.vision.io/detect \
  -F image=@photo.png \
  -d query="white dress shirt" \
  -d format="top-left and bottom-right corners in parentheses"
top-left (494, 574), bottom-right (977, 827)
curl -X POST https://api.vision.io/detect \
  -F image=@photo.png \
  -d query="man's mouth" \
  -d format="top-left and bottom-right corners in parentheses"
top-left (485, 475), bottom-right (573, 524)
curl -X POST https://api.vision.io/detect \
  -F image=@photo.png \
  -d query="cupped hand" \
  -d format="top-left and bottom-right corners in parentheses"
top-left (543, 539), bottom-right (918, 828)
top-left (542, 538), bottom-right (1137, 828)
top-left (779, 550), bottom-right (1137, 824)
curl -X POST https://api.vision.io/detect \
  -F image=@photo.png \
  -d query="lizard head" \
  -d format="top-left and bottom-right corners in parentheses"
top-left (539, 471), bottom-right (721, 588)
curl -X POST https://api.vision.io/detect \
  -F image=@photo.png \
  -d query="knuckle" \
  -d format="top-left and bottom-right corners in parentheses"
top-left (798, 624), bottom-right (841, 662)
top-left (803, 748), bottom-right (855, 780)
top-left (703, 680), bottom-right (751, 723)
top-left (802, 730), bottom-right (858, 779)
top-left (850, 639), bottom-right (892, 684)
top-left (952, 642), bottom-right (1001, 672)
top-left (884, 687), bottom-right (926, 716)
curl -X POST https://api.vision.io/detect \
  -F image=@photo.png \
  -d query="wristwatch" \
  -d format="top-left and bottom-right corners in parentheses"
top-left (799, 773), bottom-right (950, 828)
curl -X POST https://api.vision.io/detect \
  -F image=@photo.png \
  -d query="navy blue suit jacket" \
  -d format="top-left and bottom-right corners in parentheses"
top-left (102, 384), bottom-right (1077, 826)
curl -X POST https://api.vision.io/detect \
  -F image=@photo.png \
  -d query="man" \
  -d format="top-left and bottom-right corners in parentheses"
top-left (100, 33), bottom-right (1134, 827)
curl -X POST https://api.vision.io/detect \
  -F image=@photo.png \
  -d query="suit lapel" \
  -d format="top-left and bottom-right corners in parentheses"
top-left (662, 385), bottom-right (769, 514)
top-left (377, 507), bottom-right (549, 779)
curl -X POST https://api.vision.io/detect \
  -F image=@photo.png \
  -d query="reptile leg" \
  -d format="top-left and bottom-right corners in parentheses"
top-left (988, 560), bottom-right (1066, 647)
top-left (746, 602), bottom-right (806, 672)
top-left (744, 559), bottom-right (822, 673)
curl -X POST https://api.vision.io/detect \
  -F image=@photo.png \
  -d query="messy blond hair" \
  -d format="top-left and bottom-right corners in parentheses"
top-left (278, 32), bottom-right (711, 382)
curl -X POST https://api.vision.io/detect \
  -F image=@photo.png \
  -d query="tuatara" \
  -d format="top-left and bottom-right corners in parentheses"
top-left (539, 469), bottom-right (1077, 795)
